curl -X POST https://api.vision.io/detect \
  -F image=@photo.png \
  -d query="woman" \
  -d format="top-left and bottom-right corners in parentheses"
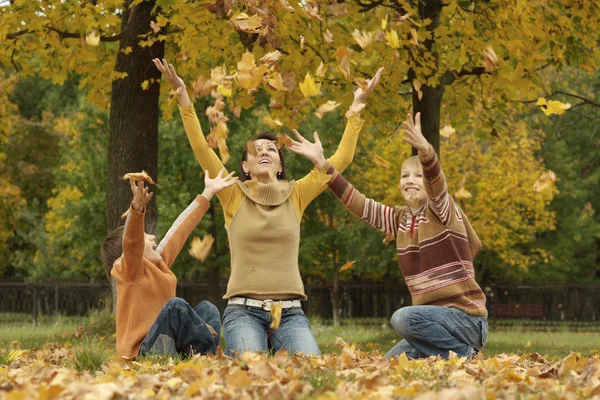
top-left (153, 58), bottom-right (382, 356)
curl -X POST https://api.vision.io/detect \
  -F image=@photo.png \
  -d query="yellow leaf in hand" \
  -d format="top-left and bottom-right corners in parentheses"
top-left (340, 260), bottom-right (355, 272)
top-left (533, 170), bottom-right (557, 192)
top-left (299, 72), bottom-right (322, 98)
top-left (189, 235), bottom-right (215, 262)
top-left (269, 301), bottom-right (283, 329)
top-left (85, 30), bottom-right (101, 46)
top-left (122, 171), bottom-right (159, 186)
top-left (386, 30), bottom-right (400, 49)
top-left (315, 100), bottom-right (341, 119)
top-left (440, 125), bottom-right (456, 138)
top-left (536, 98), bottom-right (571, 116)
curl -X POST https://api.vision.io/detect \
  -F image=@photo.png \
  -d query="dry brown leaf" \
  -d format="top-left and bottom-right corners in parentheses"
top-left (303, 2), bottom-right (324, 21)
top-left (269, 301), bottom-right (283, 329)
top-left (205, 323), bottom-right (218, 337)
top-left (150, 21), bottom-right (161, 34)
top-left (340, 260), bottom-right (355, 272)
top-left (193, 75), bottom-right (213, 98)
top-left (276, 133), bottom-right (293, 149)
top-left (121, 171), bottom-right (159, 187)
top-left (188, 235), bottom-right (215, 262)
top-left (315, 100), bottom-right (341, 119)
top-left (324, 29), bottom-right (333, 43)
top-left (335, 47), bottom-right (353, 80)
top-left (230, 13), bottom-right (263, 33)
top-left (533, 170), bottom-right (557, 192)
top-left (261, 50), bottom-right (281, 65)
top-left (483, 45), bottom-right (498, 72)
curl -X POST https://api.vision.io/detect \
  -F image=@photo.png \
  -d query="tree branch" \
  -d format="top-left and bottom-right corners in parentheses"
top-left (6, 26), bottom-right (122, 42)
top-left (441, 66), bottom-right (488, 85)
top-left (553, 91), bottom-right (600, 108)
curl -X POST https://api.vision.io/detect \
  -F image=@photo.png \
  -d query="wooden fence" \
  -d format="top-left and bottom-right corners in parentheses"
top-left (1, 282), bottom-right (599, 323)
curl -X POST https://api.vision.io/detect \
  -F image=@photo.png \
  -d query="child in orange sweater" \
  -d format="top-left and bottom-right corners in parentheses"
top-left (101, 169), bottom-right (237, 359)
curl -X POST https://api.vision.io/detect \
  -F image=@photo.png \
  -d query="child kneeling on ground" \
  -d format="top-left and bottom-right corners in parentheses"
top-left (290, 113), bottom-right (488, 360)
top-left (101, 169), bottom-right (237, 360)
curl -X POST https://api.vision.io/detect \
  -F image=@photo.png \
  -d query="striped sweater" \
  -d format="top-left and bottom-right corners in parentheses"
top-left (325, 146), bottom-right (487, 317)
top-left (111, 195), bottom-right (210, 359)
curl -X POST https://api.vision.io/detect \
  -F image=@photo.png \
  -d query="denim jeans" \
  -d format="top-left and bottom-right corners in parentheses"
top-left (385, 305), bottom-right (488, 360)
top-left (138, 298), bottom-right (221, 357)
top-left (223, 304), bottom-right (320, 357)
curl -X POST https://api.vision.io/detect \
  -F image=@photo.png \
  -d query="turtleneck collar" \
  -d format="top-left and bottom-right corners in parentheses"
top-left (238, 180), bottom-right (295, 206)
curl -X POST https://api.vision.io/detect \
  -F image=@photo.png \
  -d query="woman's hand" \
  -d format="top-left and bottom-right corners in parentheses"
top-left (289, 130), bottom-right (326, 169)
top-left (202, 168), bottom-right (238, 201)
top-left (152, 58), bottom-right (185, 89)
top-left (347, 67), bottom-right (384, 117)
top-left (402, 112), bottom-right (430, 154)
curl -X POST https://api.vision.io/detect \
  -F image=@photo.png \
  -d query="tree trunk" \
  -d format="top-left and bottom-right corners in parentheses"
top-left (410, 0), bottom-right (444, 157)
top-left (331, 250), bottom-right (341, 327)
top-left (106, 0), bottom-right (164, 235)
top-left (206, 206), bottom-right (222, 308)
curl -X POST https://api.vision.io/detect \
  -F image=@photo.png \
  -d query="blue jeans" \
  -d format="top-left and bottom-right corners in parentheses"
top-left (385, 305), bottom-right (488, 360)
top-left (223, 304), bottom-right (321, 357)
top-left (138, 298), bottom-right (220, 357)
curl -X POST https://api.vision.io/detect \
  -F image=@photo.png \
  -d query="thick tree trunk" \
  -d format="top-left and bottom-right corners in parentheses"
top-left (410, 0), bottom-right (444, 157)
top-left (107, 0), bottom-right (164, 235)
top-left (105, 1), bottom-right (164, 309)
top-left (331, 251), bottom-right (341, 327)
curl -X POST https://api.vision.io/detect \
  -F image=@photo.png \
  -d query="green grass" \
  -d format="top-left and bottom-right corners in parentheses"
top-left (70, 339), bottom-right (111, 372)
top-left (1, 314), bottom-right (598, 361)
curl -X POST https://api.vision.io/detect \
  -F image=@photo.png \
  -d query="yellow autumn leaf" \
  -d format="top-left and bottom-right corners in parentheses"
top-left (263, 115), bottom-right (283, 128)
top-left (454, 187), bottom-right (472, 199)
top-left (315, 100), bottom-right (341, 119)
top-left (192, 75), bottom-right (213, 98)
top-left (373, 155), bottom-right (390, 168)
top-left (269, 301), bottom-right (283, 329)
top-left (381, 14), bottom-right (388, 30)
top-left (237, 52), bottom-right (269, 89)
top-left (413, 79), bottom-right (423, 101)
top-left (85, 30), bottom-right (100, 46)
top-left (352, 29), bottom-right (373, 49)
top-left (410, 28), bottom-right (418, 46)
top-left (299, 72), bottom-right (322, 98)
top-left (217, 84), bottom-right (232, 97)
top-left (440, 125), bottom-right (456, 138)
top-left (276, 133), bottom-right (293, 149)
top-left (267, 73), bottom-right (288, 92)
top-left (189, 234), bottom-right (215, 262)
top-left (230, 13), bottom-right (262, 33)
top-left (533, 170), bottom-right (557, 192)
top-left (386, 30), bottom-right (399, 49)
top-left (335, 47), bottom-right (353, 80)
top-left (483, 45), bottom-right (498, 72)
top-left (121, 171), bottom-right (159, 186)
top-left (536, 98), bottom-right (571, 116)
top-left (166, 86), bottom-right (181, 106)
top-left (340, 260), bottom-right (355, 272)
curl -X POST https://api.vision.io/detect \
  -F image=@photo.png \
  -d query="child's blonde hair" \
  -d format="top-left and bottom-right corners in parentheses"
top-left (401, 155), bottom-right (422, 172)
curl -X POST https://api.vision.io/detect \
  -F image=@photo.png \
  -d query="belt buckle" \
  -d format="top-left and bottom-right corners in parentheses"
top-left (261, 299), bottom-right (273, 311)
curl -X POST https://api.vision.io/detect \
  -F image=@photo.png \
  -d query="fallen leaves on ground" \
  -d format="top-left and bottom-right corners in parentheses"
top-left (2, 343), bottom-right (599, 399)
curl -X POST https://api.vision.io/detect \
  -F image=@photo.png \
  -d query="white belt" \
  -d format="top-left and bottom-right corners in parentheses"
top-left (228, 297), bottom-right (301, 311)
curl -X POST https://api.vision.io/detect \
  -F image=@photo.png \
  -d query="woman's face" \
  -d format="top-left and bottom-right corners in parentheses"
top-left (243, 139), bottom-right (282, 183)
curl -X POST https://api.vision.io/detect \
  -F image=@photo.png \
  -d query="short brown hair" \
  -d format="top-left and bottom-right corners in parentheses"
top-left (101, 225), bottom-right (125, 279)
top-left (239, 132), bottom-right (287, 182)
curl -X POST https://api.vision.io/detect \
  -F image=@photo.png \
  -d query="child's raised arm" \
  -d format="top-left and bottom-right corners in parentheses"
top-left (403, 112), bottom-right (451, 225)
top-left (119, 180), bottom-right (154, 283)
top-left (158, 169), bottom-right (238, 268)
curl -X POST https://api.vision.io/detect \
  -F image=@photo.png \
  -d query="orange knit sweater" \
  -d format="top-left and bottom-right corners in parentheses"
top-left (111, 195), bottom-right (210, 359)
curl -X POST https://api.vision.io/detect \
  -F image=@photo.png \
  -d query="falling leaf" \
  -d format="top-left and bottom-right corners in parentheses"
top-left (381, 14), bottom-right (388, 30)
top-left (340, 261), bottom-right (355, 272)
top-left (410, 28), bottom-right (419, 46)
top-left (533, 170), bottom-right (557, 192)
top-left (395, 12), bottom-right (411, 22)
top-left (440, 125), bottom-right (456, 138)
top-left (483, 45), bottom-right (498, 72)
top-left (276, 133), bottom-right (293, 149)
top-left (264, 115), bottom-right (283, 128)
top-left (192, 75), bottom-right (213, 98)
top-left (373, 155), bottom-right (390, 168)
top-left (413, 79), bottom-right (423, 101)
top-left (267, 73), bottom-right (288, 92)
top-left (352, 29), bottom-right (373, 49)
top-left (335, 47), bottom-right (353, 80)
top-left (455, 187), bottom-right (472, 199)
top-left (246, 139), bottom-right (258, 157)
top-left (536, 98), bottom-right (571, 116)
top-left (324, 29), bottom-right (333, 43)
top-left (237, 52), bottom-right (269, 89)
top-left (85, 30), bottom-right (100, 46)
top-left (217, 84), bottom-right (232, 97)
top-left (385, 30), bottom-right (400, 49)
top-left (354, 77), bottom-right (369, 90)
top-left (150, 21), bottom-right (161, 33)
top-left (329, 2), bottom-right (348, 17)
top-left (303, 2), bottom-right (324, 21)
top-left (280, 72), bottom-right (297, 92)
top-left (231, 102), bottom-right (242, 118)
top-left (315, 100), bottom-right (341, 119)
top-left (261, 50), bottom-right (281, 65)
top-left (121, 171), bottom-right (159, 186)
top-left (189, 234), bottom-right (215, 262)
top-left (299, 35), bottom-right (305, 49)
top-left (269, 99), bottom-right (283, 110)
top-left (230, 13), bottom-right (262, 33)
top-left (206, 324), bottom-right (218, 337)
top-left (166, 86), bottom-right (182, 105)
top-left (299, 72), bottom-right (322, 98)
top-left (316, 62), bottom-right (327, 78)
top-left (269, 301), bottom-right (283, 329)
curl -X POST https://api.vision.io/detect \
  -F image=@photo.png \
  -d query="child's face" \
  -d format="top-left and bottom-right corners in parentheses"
top-left (400, 165), bottom-right (427, 208)
top-left (143, 233), bottom-right (162, 264)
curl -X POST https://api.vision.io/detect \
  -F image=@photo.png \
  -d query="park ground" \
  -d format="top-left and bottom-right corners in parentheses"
top-left (1, 311), bottom-right (599, 398)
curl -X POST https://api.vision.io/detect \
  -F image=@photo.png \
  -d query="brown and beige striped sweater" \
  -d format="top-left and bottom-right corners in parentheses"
top-left (325, 146), bottom-right (487, 317)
